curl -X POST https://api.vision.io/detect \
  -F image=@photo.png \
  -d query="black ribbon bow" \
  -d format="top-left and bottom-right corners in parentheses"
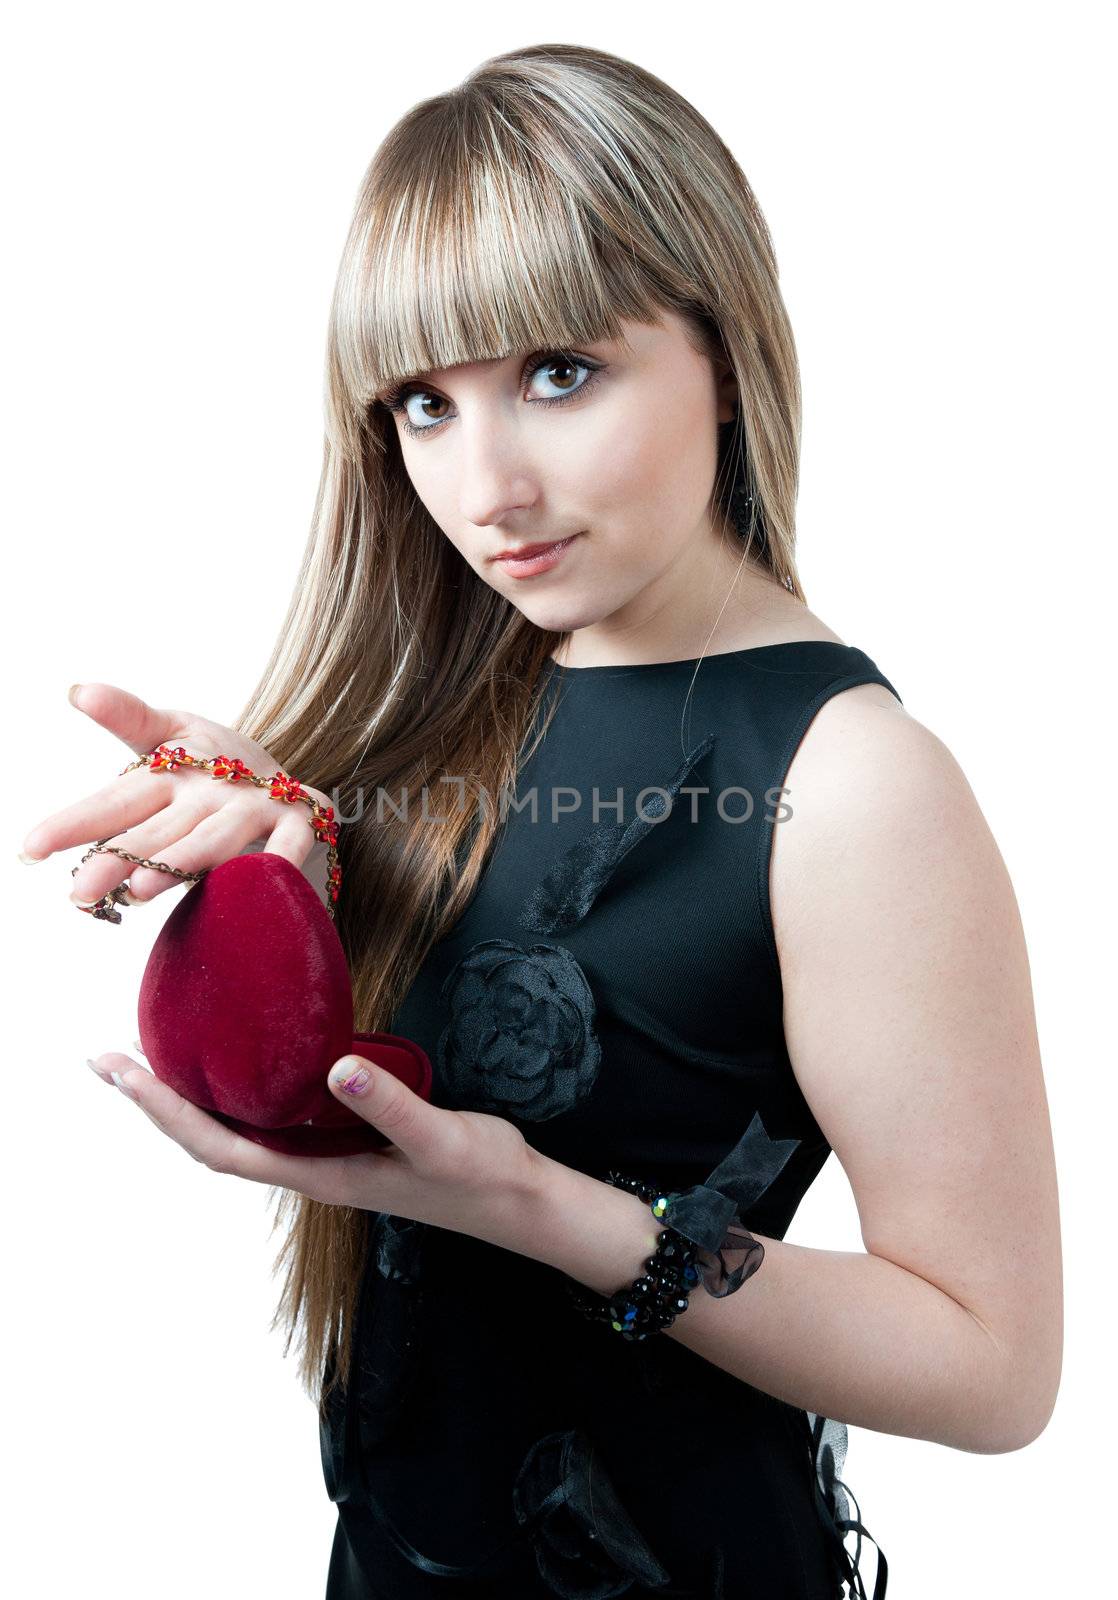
top-left (659, 1110), bottom-right (801, 1296)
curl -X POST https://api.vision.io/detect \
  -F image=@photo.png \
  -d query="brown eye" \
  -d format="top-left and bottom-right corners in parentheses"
top-left (387, 349), bottom-right (604, 441)
top-left (541, 357), bottom-right (578, 392)
top-left (526, 353), bottom-right (599, 401)
top-left (415, 394), bottom-right (450, 422)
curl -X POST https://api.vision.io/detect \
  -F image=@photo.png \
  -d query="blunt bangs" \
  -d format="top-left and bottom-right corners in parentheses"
top-left (330, 101), bottom-right (672, 419)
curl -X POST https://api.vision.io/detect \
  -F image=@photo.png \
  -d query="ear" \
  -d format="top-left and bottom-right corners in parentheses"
top-left (712, 356), bottom-right (739, 425)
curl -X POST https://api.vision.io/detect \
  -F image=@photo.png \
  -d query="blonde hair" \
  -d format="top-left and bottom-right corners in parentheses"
top-left (232, 41), bottom-right (806, 1419)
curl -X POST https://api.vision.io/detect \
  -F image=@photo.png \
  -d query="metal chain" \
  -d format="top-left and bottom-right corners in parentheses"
top-left (71, 743), bottom-right (341, 925)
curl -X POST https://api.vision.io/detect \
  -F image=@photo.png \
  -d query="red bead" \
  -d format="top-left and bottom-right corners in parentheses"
top-left (270, 771), bottom-right (305, 803)
top-left (213, 755), bottom-right (252, 781)
top-left (151, 743), bottom-right (188, 771)
top-left (311, 814), bottom-right (338, 847)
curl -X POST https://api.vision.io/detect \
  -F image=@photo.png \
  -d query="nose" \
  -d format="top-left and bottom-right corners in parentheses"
top-left (455, 410), bottom-right (542, 531)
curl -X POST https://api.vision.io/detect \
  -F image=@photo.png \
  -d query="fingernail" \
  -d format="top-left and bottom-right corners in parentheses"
top-left (86, 1058), bottom-right (107, 1080)
top-left (132, 1038), bottom-right (146, 1056)
top-left (333, 1059), bottom-right (371, 1095)
top-left (18, 850), bottom-right (46, 864)
top-left (70, 896), bottom-right (102, 908)
top-left (110, 1070), bottom-right (138, 1101)
top-left (68, 683), bottom-right (84, 707)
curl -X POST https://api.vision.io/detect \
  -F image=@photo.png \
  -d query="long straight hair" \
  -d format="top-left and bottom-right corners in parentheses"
top-left (231, 42), bottom-right (806, 1419)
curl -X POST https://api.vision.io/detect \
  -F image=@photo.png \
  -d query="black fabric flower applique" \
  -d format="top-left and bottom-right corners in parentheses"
top-left (512, 1428), bottom-right (673, 1598)
top-left (436, 938), bottom-right (602, 1120)
top-left (659, 1110), bottom-right (802, 1295)
top-left (518, 733), bottom-right (717, 935)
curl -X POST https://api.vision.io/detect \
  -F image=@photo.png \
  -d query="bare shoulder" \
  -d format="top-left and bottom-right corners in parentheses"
top-left (769, 682), bottom-right (998, 992)
top-left (770, 682), bottom-right (976, 913)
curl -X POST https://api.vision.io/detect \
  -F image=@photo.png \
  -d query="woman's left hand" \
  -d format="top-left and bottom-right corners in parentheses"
top-left (87, 1050), bottom-right (545, 1251)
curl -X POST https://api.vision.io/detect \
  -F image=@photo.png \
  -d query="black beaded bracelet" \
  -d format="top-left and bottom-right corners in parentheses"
top-left (564, 1172), bottom-right (704, 1341)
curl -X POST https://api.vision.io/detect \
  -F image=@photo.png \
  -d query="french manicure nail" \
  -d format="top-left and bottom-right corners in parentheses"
top-left (110, 1070), bottom-right (138, 1100)
top-left (86, 1058), bottom-right (106, 1079)
top-left (18, 851), bottom-right (45, 864)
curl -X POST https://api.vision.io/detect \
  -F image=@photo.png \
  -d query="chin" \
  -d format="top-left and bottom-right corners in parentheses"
top-left (518, 602), bottom-right (601, 633)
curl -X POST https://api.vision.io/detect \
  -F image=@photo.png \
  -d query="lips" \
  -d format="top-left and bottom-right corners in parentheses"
top-left (492, 538), bottom-right (574, 561)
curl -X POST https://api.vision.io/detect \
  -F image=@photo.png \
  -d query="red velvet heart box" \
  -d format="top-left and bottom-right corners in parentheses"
top-left (136, 851), bottom-right (432, 1156)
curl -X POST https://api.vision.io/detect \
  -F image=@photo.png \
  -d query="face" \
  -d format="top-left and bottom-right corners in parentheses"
top-left (378, 309), bottom-right (752, 658)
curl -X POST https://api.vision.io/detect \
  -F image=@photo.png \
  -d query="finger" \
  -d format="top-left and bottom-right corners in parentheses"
top-left (261, 802), bottom-right (324, 871)
top-left (22, 680), bottom-right (187, 862)
top-left (67, 682), bottom-right (185, 760)
top-left (22, 766), bottom-right (178, 865)
top-left (123, 802), bottom-right (284, 903)
top-left (328, 1055), bottom-right (452, 1172)
top-left (91, 1051), bottom-right (370, 1204)
top-left (67, 795), bottom-right (210, 906)
top-left (90, 1051), bottom-right (280, 1176)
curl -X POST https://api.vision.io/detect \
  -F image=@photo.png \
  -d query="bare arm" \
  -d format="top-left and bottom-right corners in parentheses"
top-left (515, 686), bottom-right (1063, 1455)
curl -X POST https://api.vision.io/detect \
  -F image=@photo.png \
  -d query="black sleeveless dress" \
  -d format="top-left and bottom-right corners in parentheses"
top-left (321, 641), bottom-right (898, 1599)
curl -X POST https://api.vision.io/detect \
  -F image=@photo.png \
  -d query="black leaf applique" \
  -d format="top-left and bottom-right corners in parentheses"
top-left (354, 1213), bottom-right (426, 1451)
top-left (319, 1213), bottom-right (427, 1502)
top-left (372, 1209), bottom-right (424, 1285)
top-left (512, 1428), bottom-right (673, 1598)
top-left (436, 938), bottom-right (602, 1120)
top-left (518, 733), bottom-right (717, 934)
top-left (659, 1110), bottom-right (802, 1295)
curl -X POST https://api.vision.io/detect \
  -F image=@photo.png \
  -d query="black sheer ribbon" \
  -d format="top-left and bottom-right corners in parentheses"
top-left (806, 1412), bottom-right (890, 1599)
top-left (658, 1110), bottom-right (801, 1296)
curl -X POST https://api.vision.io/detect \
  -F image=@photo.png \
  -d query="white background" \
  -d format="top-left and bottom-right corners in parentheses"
top-left (3, 3), bottom-right (1112, 1595)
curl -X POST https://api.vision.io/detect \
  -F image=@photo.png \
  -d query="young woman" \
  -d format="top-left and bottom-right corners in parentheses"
top-left (27, 42), bottom-right (1061, 1600)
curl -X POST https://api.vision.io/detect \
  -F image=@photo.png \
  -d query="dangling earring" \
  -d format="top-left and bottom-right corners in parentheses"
top-left (719, 411), bottom-right (762, 546)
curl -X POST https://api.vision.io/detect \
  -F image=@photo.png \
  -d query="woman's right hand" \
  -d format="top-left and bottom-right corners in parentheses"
top-left (20, 683), bottom-right (333, 910)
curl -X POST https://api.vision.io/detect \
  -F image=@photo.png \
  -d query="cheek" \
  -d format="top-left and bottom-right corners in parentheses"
top-left (395, 448), bottom-right (443, 521)
top-left (569, 400), bottom-right (715, 556)
top-left (553, 401), bottom-right (665, 519)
